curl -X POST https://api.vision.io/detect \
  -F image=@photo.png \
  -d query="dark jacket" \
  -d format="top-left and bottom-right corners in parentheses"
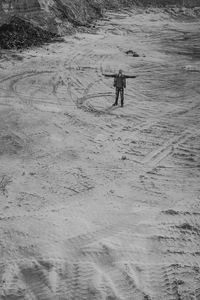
top-left (104, 73), bottom-right (136, 89)
top-left (114, 74), bottom-right (126, 89)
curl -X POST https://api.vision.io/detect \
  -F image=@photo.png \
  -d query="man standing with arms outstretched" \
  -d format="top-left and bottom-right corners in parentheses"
top-left (113, 69), bottom-right (126, 107)
top-left (103, 70), bottom-right (136, 107)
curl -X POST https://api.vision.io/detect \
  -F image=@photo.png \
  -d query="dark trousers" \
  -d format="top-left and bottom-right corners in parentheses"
top-left (115, 88), bottom-right (124, 106)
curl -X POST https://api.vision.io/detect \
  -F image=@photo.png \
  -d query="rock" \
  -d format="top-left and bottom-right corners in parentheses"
top-left (29, 172), bottom-right (36, 176)
top-left (121, 155), bottom-right (127, 160)
top-left (125, 50), bottom-right (139, 57)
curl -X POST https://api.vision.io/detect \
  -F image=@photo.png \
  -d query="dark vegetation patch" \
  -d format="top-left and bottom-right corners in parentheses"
top-left (0, 16), bottom-right (62, 50)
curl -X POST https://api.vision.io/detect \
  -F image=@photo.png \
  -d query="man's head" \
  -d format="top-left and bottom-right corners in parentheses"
top-left (119, 69), bottom-right (123, 75)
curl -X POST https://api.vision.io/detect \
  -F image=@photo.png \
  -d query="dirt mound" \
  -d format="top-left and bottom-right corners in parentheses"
top-left (0, 16), bottom-right (59, 49)
top-left (0, 0), bottom-right (103, 48)
top-left (0, 0), bottom-right (199, 50)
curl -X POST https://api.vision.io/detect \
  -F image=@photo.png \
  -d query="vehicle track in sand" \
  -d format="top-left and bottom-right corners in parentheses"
top-left (0, 70), bottom-right (73, 112)
top-left (142, 128), bottom-right (200, 169)
top-left (1, 208), bottom-right (200, 300)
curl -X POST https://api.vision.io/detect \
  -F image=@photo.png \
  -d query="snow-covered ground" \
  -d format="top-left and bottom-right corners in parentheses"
top-left (0, 10), bottom-right (200, 299)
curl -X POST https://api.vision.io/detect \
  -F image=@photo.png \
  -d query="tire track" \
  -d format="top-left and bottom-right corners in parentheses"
top-left (65, 49), bottom-right (119, 115)
top-left (144, 209), bottom-right (200, 299)
top-left (20, 262), bottom-right (55, 300)
top-left (104, 265), bottom-right (147, 300)
top-left (0, 71), bottom-right (39, 84)
top-left (64, 222), bottom-right (137, 252)
top-left (138, 128), bottom-right (200, 197)
top-left (0, 70), bottom-right (55, 111)
top-left (145, 265), bottom-right (181, 300)
top-left (1, 70), bottom-right (74, 112)
top-left (142, 128), bottom-right (200, 170)
top-left (9, 71), bottom-right (54, 110)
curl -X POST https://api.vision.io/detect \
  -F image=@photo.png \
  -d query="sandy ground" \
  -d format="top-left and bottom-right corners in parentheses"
top-left (0, 9), bottom-right (200, 300)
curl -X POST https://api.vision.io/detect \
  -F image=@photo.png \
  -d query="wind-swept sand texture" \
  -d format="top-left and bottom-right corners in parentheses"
top-left (0, 9), bottom-right (200, 300)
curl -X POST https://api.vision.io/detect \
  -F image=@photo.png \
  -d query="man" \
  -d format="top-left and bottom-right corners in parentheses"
top-left (103, 70), bottom-right (136, 107)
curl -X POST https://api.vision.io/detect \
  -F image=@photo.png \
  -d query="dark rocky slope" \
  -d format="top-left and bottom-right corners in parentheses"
top-left (0, 0), bottom-right (199, 49)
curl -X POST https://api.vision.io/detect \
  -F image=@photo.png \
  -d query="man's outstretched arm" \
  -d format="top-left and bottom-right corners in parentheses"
top-left (102, 74), bottom-right (116, 78)
top-left (125, 75), bottom-right (137, 78)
